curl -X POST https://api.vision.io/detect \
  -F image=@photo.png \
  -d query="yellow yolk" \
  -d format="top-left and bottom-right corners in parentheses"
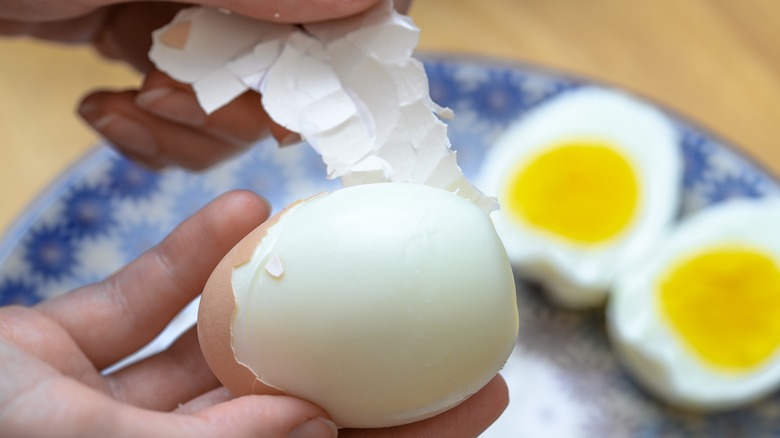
top-left (502, 142), bottom-right (638, 244)
top-left (660, 247), bottom-right (780, 372)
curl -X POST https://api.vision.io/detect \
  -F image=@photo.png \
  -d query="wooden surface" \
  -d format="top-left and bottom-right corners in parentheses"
top-left (1, 0), bottom-right (780, 233)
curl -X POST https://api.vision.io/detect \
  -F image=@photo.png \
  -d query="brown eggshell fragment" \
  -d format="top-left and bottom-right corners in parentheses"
top-left (198, 201), bottom-right (307, 397)
top-left (159, 21), bottom-right (192, 50)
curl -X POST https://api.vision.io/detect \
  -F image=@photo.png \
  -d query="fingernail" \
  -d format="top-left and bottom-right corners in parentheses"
top-left (136, 87), bottom-right (207, 126)
top-left (288, 417), bottom-right (338, 438)
top-left (279, 133), bottom-right (303, 147)
top-left (259, 195), bottom-right (274, 216)
top-left (92, 114), bottom-right (158, 158)
top-left (78, 99), bottom-right (101, 121)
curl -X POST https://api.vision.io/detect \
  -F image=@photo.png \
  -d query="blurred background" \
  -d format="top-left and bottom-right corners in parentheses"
top-left (1, 0), bottom-right (780, 233)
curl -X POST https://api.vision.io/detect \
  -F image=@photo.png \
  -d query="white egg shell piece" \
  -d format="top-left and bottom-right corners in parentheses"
top-left (231, 183), bottom-right (519, 428)
top-left (149, 2), bottom-right (496, 212)
top-left (475, 87), bottom-right (682, 308)
top-left (608, 198), bottom-right (780, 410)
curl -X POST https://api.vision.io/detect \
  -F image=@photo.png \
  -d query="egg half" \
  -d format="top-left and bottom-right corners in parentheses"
top-left (475, 87), bottom-right (682, 308)
top-left (198, 183), bottom-right (519, 428)
top-left (608, 198), bottom-right (780, 410)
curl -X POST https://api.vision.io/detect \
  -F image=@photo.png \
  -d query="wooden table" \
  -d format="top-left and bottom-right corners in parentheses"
top-left (1, 0), bottom-right (779, 233)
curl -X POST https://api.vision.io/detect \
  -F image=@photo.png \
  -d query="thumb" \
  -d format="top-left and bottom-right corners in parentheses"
top-left (2, 368), bottom-right (336, 438)
top-left (85, 0), bottom-right (382, 23)
top-left (186, 394), bottom-right (337, 438)
top-left (90, 379), bottom-right (338, 438)
top-left (176, 0), bottom-right (379, 22)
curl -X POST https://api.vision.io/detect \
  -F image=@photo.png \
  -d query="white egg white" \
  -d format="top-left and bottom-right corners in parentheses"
top-left (229, 183), bottom-right (519, 428)
top-left (475, 87), bottom-right (682, 308)
top-left (608, 198), bottom-right (780, 410)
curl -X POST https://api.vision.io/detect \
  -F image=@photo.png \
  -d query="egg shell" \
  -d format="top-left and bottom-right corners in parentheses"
top-left (198, 197), bottom-right (311, 396)
top-left (198, 183), bottom-right (518, 428)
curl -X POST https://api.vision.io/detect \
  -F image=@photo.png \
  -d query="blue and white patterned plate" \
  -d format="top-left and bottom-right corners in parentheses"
top-left (2, 55), bottom-right (779, 437)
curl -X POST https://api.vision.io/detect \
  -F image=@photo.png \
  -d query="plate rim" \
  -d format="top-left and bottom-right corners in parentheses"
top-left (419, 52), bottom-right (780, 184)
top-left (0, 145), bottom-right (113, 266)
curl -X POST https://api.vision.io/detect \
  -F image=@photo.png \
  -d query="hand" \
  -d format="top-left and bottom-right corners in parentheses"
top-left (0, 191), bottom-right (507, 437)
top-left (0, 0), bottom-right (410, 170)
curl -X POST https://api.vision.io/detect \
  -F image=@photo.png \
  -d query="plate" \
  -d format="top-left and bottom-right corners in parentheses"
top-left (2, 55), bottom-right (779, 436)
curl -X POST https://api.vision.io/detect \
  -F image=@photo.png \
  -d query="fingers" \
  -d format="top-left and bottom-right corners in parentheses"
top-left (79, 69), bottom-right (293, 170)
top-left (212, 0), bottom-right (380, 22)
top-left (394, 0), bottom-right (414, 14)
top-left (174, 387), bottom-right (234, 414)
top-left (340, 375), bottom-right (510, 438)
top-left (36, 191), bottom-right (270, 369)
top-left (137, 69), bottom-right (291, 146)
top-left (80, 89), bottom-right (240, 170)
top-left (90, 3), bottom-right (188, 72)
top-left (0, 306), bottom-right (106, 391)
top-left (105, 328), bottom-right (220, 411)
top-left (4, 363), bottom-right (336, 438)
top-left (183, 395), bottom-right (337, 438)
top-left (86, 0), bottom-right (381, 23)
top-left (0, 10), bottom-right (106, 42)
top-left (115, 394), bottom-right (337, 438)
top-left (107, 329), bottom-right (508, 435)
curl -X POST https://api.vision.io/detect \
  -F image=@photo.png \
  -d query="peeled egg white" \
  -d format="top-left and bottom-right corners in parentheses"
top-left (198, 183), bottom-right (519, 428)
top-left (608, 198), bottom-right (780, 410)
top-left (475, 87), bottom-right (682, 308)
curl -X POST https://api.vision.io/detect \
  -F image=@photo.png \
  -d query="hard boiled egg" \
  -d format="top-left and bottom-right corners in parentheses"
top-left (198, 183), bottom-right (519, 428)
top-left (608, 199), bottom-right (780, 410)
top-left (476, 87), bottom-right (682, 308)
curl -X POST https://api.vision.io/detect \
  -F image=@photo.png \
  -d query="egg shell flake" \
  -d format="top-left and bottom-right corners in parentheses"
top-left (149, 1), bottom-right (496, 212)
top-left (475, 87), bottom-right (682, 307)
top-left (197, 206), bottom-right (299, 399)
top-left (227, 183), bottom-right (518, 427)
top-left (609, 198), bottom-right (780, 410)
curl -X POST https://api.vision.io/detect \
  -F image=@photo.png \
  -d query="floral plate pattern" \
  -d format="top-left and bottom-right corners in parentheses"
top-left (1, 55), bottom-right (779, 437)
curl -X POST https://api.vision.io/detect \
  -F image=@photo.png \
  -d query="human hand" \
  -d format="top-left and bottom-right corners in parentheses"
top-left (0, 191), bottom-right (508, 437)
top-left (1, 0), bottom-right (411, 170)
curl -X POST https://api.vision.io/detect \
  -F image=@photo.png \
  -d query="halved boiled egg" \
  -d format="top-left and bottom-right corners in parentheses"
top-left (608, 198), bottom-right (780, 410)
top-left (476, 87), bottom-right (682, 307)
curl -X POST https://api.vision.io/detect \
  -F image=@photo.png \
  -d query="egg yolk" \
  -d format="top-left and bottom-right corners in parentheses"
top-left (660, 247), bottom-right (780, 372)
top-left (502, 142), bottom-right (638, 244)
